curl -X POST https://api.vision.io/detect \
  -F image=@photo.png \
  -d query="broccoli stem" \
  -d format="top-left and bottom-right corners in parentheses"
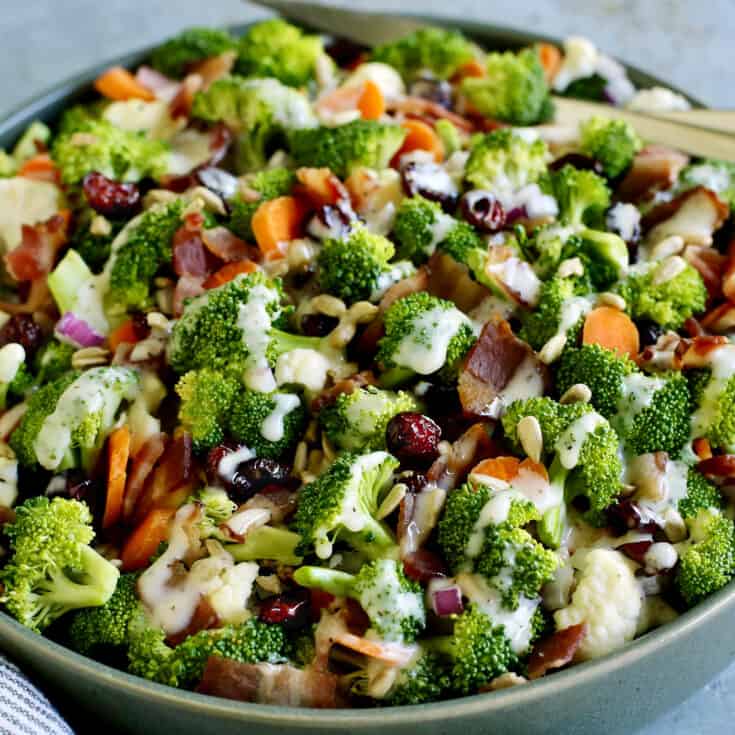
top-left (226, 526), bottom-right (303, 565)
top-left (292, 566), bottom-right (356, 597)
top-left (43, 545), bottom-right (120, 608)
top-left (538, 455), bottom-right (568, 549)
top-left (342, 518), bottom-right (400, 560)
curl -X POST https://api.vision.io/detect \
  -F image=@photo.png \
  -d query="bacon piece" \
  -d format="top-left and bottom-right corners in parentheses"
top-left (701, 301), bottom-right (735, 333)
top-left (617, 145), bottom-right (689, 203)
top-left (123, 433), bottom-right (167, 521)
top-left (201, 226), bottom-right (257, 262)
top-left (310, 370), bottom-right (377, 413)
top-left (426, 251), bottom-right (488, 312)
top-left (242, 489), bottom-right (298, 524)
top-left (679, 335), bottom-right (729, 369)
top-left (684, 244), bottom-right (727, 301)
top-left (166, 598), bottom-right (220, 646)
top-left (459, 318), bottom-right (548, 418)
top-left (387, 97), bottom-right (475, 132)
top-left (527, 623), bottom-right (587, 679)
top-left (173, 274), bottom-right (206, 316)
top-left (169, 73), bottom-right (203, 119)
top-left (172, 224), bottom-right (220, 278)
top-left (5, 212), bottom-right (70, 282)
top-left (0, 279), bottom-right (53, 316)
top-left (427, 422), bottom-right (499, 490)
top-left (196, 658), bottom-right (341, 708)
top-left (295, 167), bottom-right (349, 208)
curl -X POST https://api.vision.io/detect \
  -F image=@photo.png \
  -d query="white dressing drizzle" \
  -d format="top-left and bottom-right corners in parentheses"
top-left (556, 412), bottom-right (607, 470)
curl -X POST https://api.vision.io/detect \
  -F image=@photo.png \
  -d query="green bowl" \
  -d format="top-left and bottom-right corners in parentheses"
top-left (1, 17), bottom-right (732, 735)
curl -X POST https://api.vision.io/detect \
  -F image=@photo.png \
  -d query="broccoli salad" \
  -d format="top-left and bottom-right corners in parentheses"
top-left (1, 18), bottom-right (734, 709)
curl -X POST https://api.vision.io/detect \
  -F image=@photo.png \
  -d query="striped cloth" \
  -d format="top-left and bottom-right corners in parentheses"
top-left (0, 654), bottom-right (73, 735)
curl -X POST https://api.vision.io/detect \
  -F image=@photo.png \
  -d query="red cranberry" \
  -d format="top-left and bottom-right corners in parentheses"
top-left (300, 313), bottom-right (339, 337)
top-left (83, 172), bottom-right (141, 218)
top-left (401, 161), bottom-right (459, 212)
top-left (307, 200), bottom-right (356, 240)
top-left (0, 314), bottom-right (43, 357)
top-left (460, 191), bottom-right (506, 233)
top-left (130, 311), bottom-right (151, 341)
top-left (618, 540), bottom-right (653, 566)
top-left (230, 458), bottom-right (292, 503)
top-left (398, 470), bottom-right (428, 494)
top-left (408, 74), bottom-right (453, 109)
top-left (636, 319), bottom-right (664, 349)
top-left (386, 412), bottom-right (441, 467)
top-left (324, 38), bottom-right (369, 68)
top-left (607, 500), bottom-right (660, 536)
top-left (403, 549), bottom-right (448, 582)
top-left (259, 589), bottom-right (310, 630)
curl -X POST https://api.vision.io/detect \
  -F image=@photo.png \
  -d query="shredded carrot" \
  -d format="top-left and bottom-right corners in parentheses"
top-left (108, 319), bottom-right (141, 352)
top-left (120, 508), bottom-right (175, 572)
top-left (251, 196), bottom-right (307, 261)
top-left (471, 456), bottom-right (521, 482)
top-left (537, 43), bottom-right (563, 83)
top-left (94, 66), bottom-right (155, 102)
top-left (454, 58), bottom-right (486, 80)
top-left (395, 119), bottom-right (444, 163)
top-left (357, 80), bottom-right (386, 120)
top-left (582, 306), bottom-right (640, 359)
top-left (693, 437), bottom-right (713, 461)
top-left (18, 154), bottom-right (60, 184)
top-left (103, 426), bottom-right (130, 529)
top-left (203, 259), bottom-right (258, 289)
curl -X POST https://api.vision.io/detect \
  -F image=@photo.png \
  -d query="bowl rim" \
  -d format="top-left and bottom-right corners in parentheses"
top-left (0, 13), bottom-right (725, 728)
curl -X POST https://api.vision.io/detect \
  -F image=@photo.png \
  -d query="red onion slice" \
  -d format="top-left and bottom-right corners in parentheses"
top-left (431, 585), bottom-right (463, 616)
top-left (55, 312), bottom-right (104, 348)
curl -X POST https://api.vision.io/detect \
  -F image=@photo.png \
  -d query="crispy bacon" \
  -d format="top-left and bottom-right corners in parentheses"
top-left (173, 274), bottom-right (206, 316)
top-left (617, 145), bottom-right (689, 203)
top-left (527, 623), bottom-right (587, 679)
top-left (684, 244), bottom-right (727, 300)
top-left (427, 422), bottom-right (499, 490)
top-left (701, 301), bottom-right (735, 333)
top-left (5, 212), bottom-right (70, 282)
top-left (387, 97), bottom-right (475, 132)
top-left (123, 433), bottom-right (167, 521)
top-left (172, 225), bottom-right (220, 278)
top-left (426, 252), bottom-right (488, 312)
top-left (169, 73), bottom-right (203, 119)
top-left (201, 226), bottom-right (257, 262)
top-left (0, 279), bottom-right (53, 316)
top-left (196, 658), bottom-right (341, 708)
top-left (242, 489), bottom-right (299, 524)
top-left (310, 371), bottom-right (377, 413)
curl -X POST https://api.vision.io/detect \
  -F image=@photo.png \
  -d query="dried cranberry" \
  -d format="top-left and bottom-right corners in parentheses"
top-left (130, 312), bottom-right (151, 341)
top-left (83, 172), bottom-right (141, 219)
top-left (408, 74), bottom-right (453, 109)
top-left (460, 191), bottom-right (506, 233)
top-left (300, 313), bottom-right (339, 337)
top-left (618, 540), bottom-right (653, 565)
top-left (549, 153), bottom-right (603, 174)
top-left (259, 589), bottom-right (311, 630)
top-left (398, 470), bottom-right (428, 494)
top-left (607, 500), bottom-right (659, 536)
top-left (230, 458), bottom-right (292, 503)
top-left (307, 201), bottom-right (356, 240)
top-left (0, 314), bottom-right (43, 357)
top-left (401, 161), bottom-right (459, 212)
top-left (636, 319), bottom-right (663, 349)
top-left (403, 549), bottom-right (448, 582)
top-left (205, 441), bottom-right (241, 486)
top-left (196, 166), bottom-right (239, 203)
top-left (386, 412), bottom-right (442, 467)
top-left (324, 37), bottom-right (369, 68)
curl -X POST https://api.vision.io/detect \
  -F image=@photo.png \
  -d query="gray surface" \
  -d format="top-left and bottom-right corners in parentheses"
top-left (0, 1), bottom-right (733, 733)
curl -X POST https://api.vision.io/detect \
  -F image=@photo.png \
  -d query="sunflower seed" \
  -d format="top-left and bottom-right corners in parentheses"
top-left (557, 257), bottom-right (585, 279)
top-left (652, 255), bottom-right (687, 285)
top-left (559, 383), bottom-right (592, 405)
top-left (72, 346), bottom-right (110, 369)
top-left (377, 483), bottom-right (407, 520)
top-left (598, 292), bottom-right (626, 311)
top-left (538, 334), bottom-right (567, 364)
top-left (517, 415), bottom-right (543, 462)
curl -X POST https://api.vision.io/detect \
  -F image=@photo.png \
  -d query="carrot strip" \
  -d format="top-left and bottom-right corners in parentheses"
top-left (357, 80), bottom-right (386, 120)
top-left (108, 318), bottom-right (141, 352)
top-left (203, 259), bottom-right (258, 289)
top-left (251, 196), bottom-right (307, 261)
top-left (582, 306), bottom-right (640, 359)
top-left (103, 426), bottom-right (130, 529)
top-left (395, 119), bottom-right (444, 163)
top-left (471, 456), bottom-right (521, 482)
top-left (120, 508), bottom-right (175, 572)
top-left (18, 154), bottom-right (60, 184)
top-left (454, 59), bottom-right (486, 80)
top-left (94, 66), bottom-right (155, 102)
top-left (537, 43), bottom-right (563, 83)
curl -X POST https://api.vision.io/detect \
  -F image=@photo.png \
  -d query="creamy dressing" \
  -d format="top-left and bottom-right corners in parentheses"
top-left (370, 261), bottom-right (416, 301)
top-left (556, 412), bottom-right (607, 470)
top-left (606, 202), bottom-right (641, 243)
top-left (485, 255), bottom-right (542, 307)
top-left (243, 79), bottom-right (316, 130)
top-left (614, 373), bottom-right (666, 435)
top-left (627, 87), bottom-right (691, 113)
top-left (0, 455), bottom-right (18, 507)
top-left (466, 493), bottom-right (516, 558)
top-left (691, 344), bottom-right (735, 444)
top-left (237, 283), bottom-right (281, 393)
top-left (103, 99), bottom-right (183, 140)
top-left (497, 184), bottom-right (558, 221)
top-left (275, 347), bottom-right (353, 392)
top-left (486, 355), bottom-right (546, 418)
top-left (681, 162), bottom-right (733, 198)
top-left (218, 445), bottom-right (256, 483)
top-left (0, 177), bottom-right (61, 251)
top-left (393, 306), bottom-right (474, 376)
top-left (0, 343), bottom-right (25, 383)
top-left (260, 393), bottom-right (301, 442)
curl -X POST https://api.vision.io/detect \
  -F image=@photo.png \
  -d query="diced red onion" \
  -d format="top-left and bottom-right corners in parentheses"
top-left (505, 206), bottom-right (528, 224)
top-left (55, 312), bottom-right (104, 348)
top-left (431, 585), bottom-right (463, 616)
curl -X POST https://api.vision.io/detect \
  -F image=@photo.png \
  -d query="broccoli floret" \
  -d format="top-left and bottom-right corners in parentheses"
top-left (0, 120), bottom-right (52, 176)
top-left (33, 339), bottom-right (75, 385)
top-left (377, 291), bottom-right (477, 387)
top-left (227, 526), bottom-right (303, 566)
top-left (692, 371), bottom-right (735, 452)
top-left (227, 389), bottom-right (306, 459)
top-left (437, 482), bottom-right (540, 572)
top-left (175, 368), bottom-right (239, 452)
top-left (676, 509), bottom-right (735, 607)
top-left (70, 209), bottom-right (125, 274)
top-left (9, 367), bottom-right (138, 471)
top-left (68, 573), bottom-right (140, 656)
top-left (0, 497), bottom-right (119, 633)
top-left (0, 361), bottom-right (34, 409)
top-left (107, 200), bottom-right (186, 311)
top-left (560, 74), bottom-right (607, 102)
top-left (371, 27), bottom-right (478, 82)
top-left (545, 164), bottom-right (611, 229)
top-left (461, 48), bottom-right (552, 126)
top-left (193, 76), bottom-right (316, 173)
top-left (519, 273), bottom-right (592, 352)
top-left (236, 19), bottom-right (324, 87)
top-left (317, 225), bottom-right (396, 304)
top-left (579, 116), bottom-right (642, 179)
top-left (678, 159), bottom-right (735, 209)
top-left (320, 385), bottom-right (418, 452)
top-left (293, 450), bottom-right (399, 560)
top-left (576, 229), bottom-right (630, 290)
top-left (52, 117), bottom-right (169, 185)
top-left (229, 168), bottom-right (295, 242)
top-left (435, 119), bottom-right (462, 157)
top-left (285, 625), bottom-right (317, 669)
top-left (679, 469), bottom-right (724, 520)
top-left (294, 559), bottom-right (425, 642)
top-left (465, 129), bottom-right (549, 192)
top-left (150, 27), bottom-right (237, 78)
top-left (288, 120), bottom-right (406, 179)
top-left (616, 258), bottom-right (707, 330)
top-left (522, 224), bottom-right (583, 279)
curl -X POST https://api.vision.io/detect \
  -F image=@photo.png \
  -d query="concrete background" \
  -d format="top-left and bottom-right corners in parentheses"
top-left (1, 1), bottom-right (734, 733)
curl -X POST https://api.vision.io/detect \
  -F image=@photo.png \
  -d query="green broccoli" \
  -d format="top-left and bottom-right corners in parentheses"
top-left (676, 508), bottom-right (735, 607)
top-left (521, 224), bottom-right (583, 279)
top-left (616, 257), bottom-right (708, 330)
top-left (377, 648), bottom-right (449, 705)
top-left (691, 367), bottom-right (735, 453)
top-left (107, 200), bottom-right (186, 311)
top-left (435, 119), bottom-right (462, 157)
top-left (320, 385), bottom-right (418, 452)
top-left (226, 526), bottom-right (304, 566)
top-left (70, 209), bottom-right (125, 274)
top-left (574, 228), bottom-right (629, 290)
top-left (371, 26), bottom-right (478, 81)
top-left (0, 345), bottom-right (33, 410)
top-left (175, 368), bottom-right (239, 452)
top-left (288, 120), bottom-right (406, 179)
top-left (0, 120), bottom-right (51, 176)
top-left (678, 159), bottom-right (735, 209)
top-left (579, 116), bottom-right (642, 179)
top-left (192, 76), bottom-right (316, 173)
top-left (150, 27), bottom-right (237, 78)
top-left (317, 225), bottom-right (396, 304)
top-left (545, 164), bottom-right (611, 229)
top-left (33, 339), bottom-right (75, 385)
top-left (68, 573), bottom-right (141, 656)
top-left (465, 129), bottom-right (549, 192)
top-left (0, 497), bottom-right (119, 633)
top-left (236, 19), bottom-right (324, 87)
top-left (461, 48), bottom-right (552, 126)
top-left (294, 559), bottom-right (425, 643)
top-left (679, 469), bottom-right (724, 520)
top-left (293, 450), bottom-right (399, 560)
top-left (229, 168), bottom-right (295, 242)
top-left (9, 367), bottom-right (138, 471)
top-left (227, 389), bottom-right (306, 459)
top-left (52, 117), bottom-right (169, 185)
top-left (377, 291), bottom-right (477, 387)
top-left (559, 74), bottom-right (607, 102)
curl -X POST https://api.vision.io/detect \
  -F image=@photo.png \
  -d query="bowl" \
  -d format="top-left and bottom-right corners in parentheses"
top-left (1, 16), bottom-right (733, 735)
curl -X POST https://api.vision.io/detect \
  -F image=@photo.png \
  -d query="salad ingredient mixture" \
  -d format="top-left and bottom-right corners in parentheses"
top-left (0, 19), bottom-right (733, 710)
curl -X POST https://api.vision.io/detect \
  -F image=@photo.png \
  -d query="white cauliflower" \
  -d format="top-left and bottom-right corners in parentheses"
top-left (554, 548), bottom-right (642, 661)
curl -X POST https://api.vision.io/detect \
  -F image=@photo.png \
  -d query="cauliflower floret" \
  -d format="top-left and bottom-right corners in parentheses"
top-left (207, 561), bottom-right (259, 626)
top-left (554, 548), bottom-right (642, 660)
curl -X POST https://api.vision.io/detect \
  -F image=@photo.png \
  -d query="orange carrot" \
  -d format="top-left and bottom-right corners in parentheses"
top-left (395, 119), bottom-right (444, 163)
top-left (295, 167), bottom-right (347, 207)
top-left (251, 196), bottom-right (306, 261)
top-left (454, 58), bottom-right (486, 80)
top-left (94, 66), bottom-right (155, 102)
top-left (108, 318), bottom-right (141, 352)
top-left (693, 437), bottom-right (713, 461)
top-left (519, 457), bottom-right (549, 482)
top-left (315, 84), bottom-right (363, 119)
top-left (203, 259), bottom-right (258, 289)
top-left (18, 154), bottom-right (60, 184)
top-left (103, 426), bottom-right (130, 530)
top-left (357, 80), bottom-right (386, 120)
top-left (582, 306), bottom-right (640, 358)
top-left (537, 43), bottom-right (563, 83)
top-left (120, 508), bottom-right (175, 572)
top-left (471, 456), bottom-right (521, 482)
